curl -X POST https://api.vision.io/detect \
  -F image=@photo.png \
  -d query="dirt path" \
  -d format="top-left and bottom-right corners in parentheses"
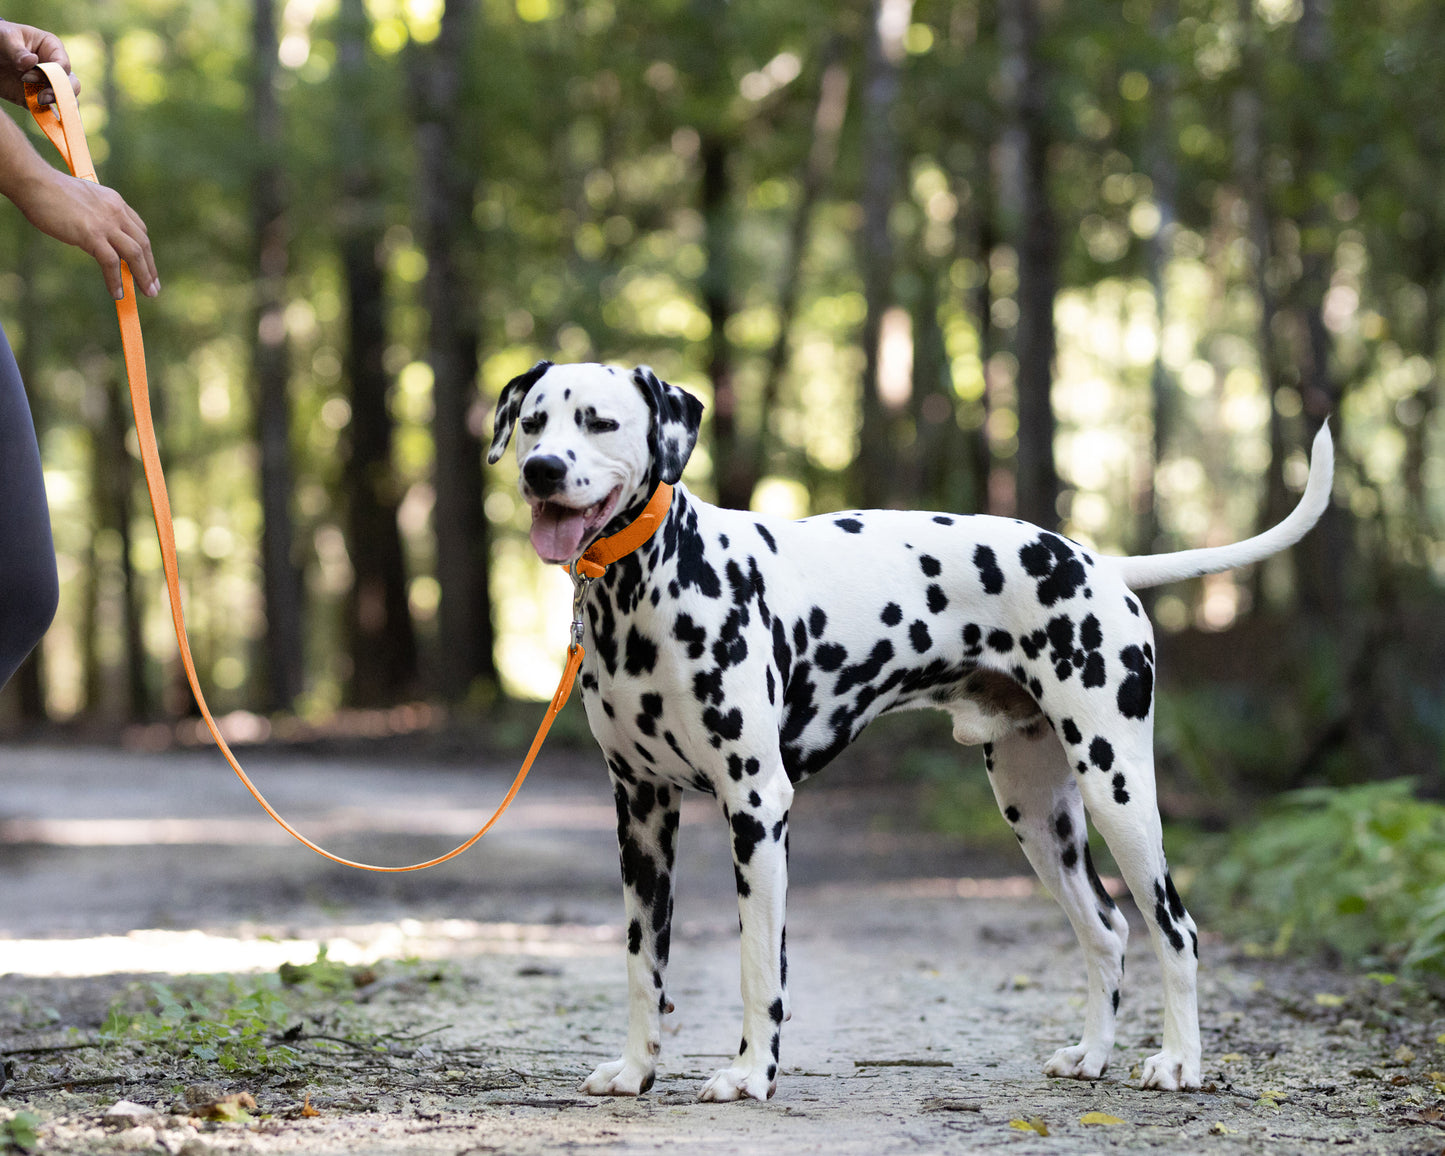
top-left (1, 744), bottom-right (1443, 1154)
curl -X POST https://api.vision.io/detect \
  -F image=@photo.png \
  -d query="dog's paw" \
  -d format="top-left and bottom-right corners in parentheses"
top-left (1140, 1051), bottom-right (1201, 1091)
top-left (1043, 1043), bottom-right (1110, 1080)
top-left (579, 1057), bottom-right (656, 1096)
top-left (698, 1063), bottom-right (776, 1102)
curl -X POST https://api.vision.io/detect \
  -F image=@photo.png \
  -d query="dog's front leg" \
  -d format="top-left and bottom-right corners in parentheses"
top-left (700, 770), bottom-right (793, 1102)
top-left (581, 770), bottom-right (681, 1097)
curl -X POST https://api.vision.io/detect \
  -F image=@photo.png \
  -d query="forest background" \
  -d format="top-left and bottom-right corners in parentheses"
top-left (0, 0), bottom-right (1441, 832)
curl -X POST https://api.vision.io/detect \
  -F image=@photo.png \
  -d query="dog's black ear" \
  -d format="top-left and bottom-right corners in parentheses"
top-left (632, 366), bottom-right (704, 486)
top-left (487, 360), bottom-right (553, 464)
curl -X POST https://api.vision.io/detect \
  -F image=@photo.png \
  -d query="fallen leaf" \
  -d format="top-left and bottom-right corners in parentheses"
top-left (1011, 974), bottom-right (1034, 990)
top-left (301, 1094), bottom-right (319, 1119)
top-left (1210, 1122), bottom-right (1238, 1135)
top-left (1008, 1117), bottom-right (1049, 1136)
top-left (1396, 1046), bottom-right (1417, 1065)
top-left (1314, 993), bottom-right (1345, 1007)
top-left (1366, 972), bottom-right (1397, 985)
top-left (1219, 1053), bottom-right (1245, 1063)
top-left (1080, 1111), bottom-right (1127, 1126)
top-left (191, 1093), bottom-right (257, 1123)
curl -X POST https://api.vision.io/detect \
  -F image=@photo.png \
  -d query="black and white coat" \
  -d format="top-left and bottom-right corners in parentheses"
top-left (488, 360), bottom-right (1334, 1102)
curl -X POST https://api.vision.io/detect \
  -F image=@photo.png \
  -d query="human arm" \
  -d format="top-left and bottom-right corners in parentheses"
top-left (0, 23), bottom-right (159, 299)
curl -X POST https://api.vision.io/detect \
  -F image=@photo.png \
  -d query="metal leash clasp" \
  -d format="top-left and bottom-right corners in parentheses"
top-left (567, 562), bottom-right (594, 653)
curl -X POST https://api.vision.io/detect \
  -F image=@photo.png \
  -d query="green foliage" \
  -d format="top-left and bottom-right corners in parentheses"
top-left (1191, 779), bottom-right (1445, 973)
top-left (0, 1113), bottom-right (39, 1154)
top-left (101, 976), bottom-right (301, 1074)
top-left (276, 943), bottom-right (373, 994)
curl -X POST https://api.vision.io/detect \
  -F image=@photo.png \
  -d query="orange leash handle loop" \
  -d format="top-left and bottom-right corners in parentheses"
top-left (25, 61), bottom-right (580, 872)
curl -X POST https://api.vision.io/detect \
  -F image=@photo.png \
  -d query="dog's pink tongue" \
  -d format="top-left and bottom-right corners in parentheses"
top-left (530, 503), bottom-right (588, 562)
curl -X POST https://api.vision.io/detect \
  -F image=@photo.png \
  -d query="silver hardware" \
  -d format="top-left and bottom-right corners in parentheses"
top-left (568, 564), bottom-right (594, 650)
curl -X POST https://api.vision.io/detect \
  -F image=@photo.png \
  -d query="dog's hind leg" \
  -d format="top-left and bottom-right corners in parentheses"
top-left (699, 766), bottom-right (794, 1102)
top-left (983, 728), bottom-right (1130, 1082)
top-left (1068, 732), bottom-right (1201, 1091)
top-left (580, 767), bottom-right (681, 1097)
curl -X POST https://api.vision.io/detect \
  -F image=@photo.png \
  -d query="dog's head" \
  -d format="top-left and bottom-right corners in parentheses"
top-left (487, 361), bottom-right (704, 565)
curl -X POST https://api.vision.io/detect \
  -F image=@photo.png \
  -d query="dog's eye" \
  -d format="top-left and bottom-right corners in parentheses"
top-left (520, 413), bottom-right (546, 436)
top-left (587, 417), bottom-right (620, 434)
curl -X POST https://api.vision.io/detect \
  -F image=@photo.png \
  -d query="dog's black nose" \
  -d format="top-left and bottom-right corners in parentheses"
top-left (523, 454), bottom-right (569, 497)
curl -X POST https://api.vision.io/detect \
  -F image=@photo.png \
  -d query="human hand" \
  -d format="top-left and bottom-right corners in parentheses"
top-left (14, 166), bottom-right (160, 299)
top-left (0, 20), bottom-right (80, 108)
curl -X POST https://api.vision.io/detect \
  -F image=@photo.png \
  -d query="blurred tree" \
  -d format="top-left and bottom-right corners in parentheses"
top-left (414, 0), bottom-right (496, 703)
top-left (336, 0), bottom-right (417, 705)
top-left (855, 0), bottom-right (910, 510)
top-left (1001, 0), bottom-right (1060, 528)
top-left (250, 0), bottom-right (305, 712)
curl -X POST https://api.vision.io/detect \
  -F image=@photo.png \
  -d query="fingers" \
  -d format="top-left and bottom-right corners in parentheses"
top-left (1, 23), bottom-right (79, 106)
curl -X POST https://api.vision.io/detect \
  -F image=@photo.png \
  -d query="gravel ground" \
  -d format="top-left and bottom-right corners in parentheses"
top-left (1, 743), bottom-right (1443, 1155)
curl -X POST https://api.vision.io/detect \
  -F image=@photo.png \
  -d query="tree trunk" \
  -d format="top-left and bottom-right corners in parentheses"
top-left (745, 51), bottom-right (850, 508)
top-left (337, 0), bottom-right (417, 706)
top-left (416, 0), bottom-right (495, 702)
top-left (1140, 0), bottom-right (1179, 559)
top-left (250, 0), bottom-right (305, 712)
top-left (855, 0), bottom-right (912, 510)
top-left (1002, 0), bottom-right (1060, 529)
top-left (700, 129), bottom-right (746, 509)
top-left (1290, 0), bottom-right (1350, 623)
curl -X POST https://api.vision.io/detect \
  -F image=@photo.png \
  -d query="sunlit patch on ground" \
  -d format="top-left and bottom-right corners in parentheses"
top-left (0, 918), bottom-right (623, 977)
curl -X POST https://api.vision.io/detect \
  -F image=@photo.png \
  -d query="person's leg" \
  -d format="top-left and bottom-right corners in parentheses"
top-left (0, 322), bottom-right (59, 690)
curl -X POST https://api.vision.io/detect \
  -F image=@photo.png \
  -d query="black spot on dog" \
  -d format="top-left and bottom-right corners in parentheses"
top-left (920, 554), bottom-right (942, 578)
top-left (834, 639), bottom-right (894, 696)
top-left (1117, 644), bottom-right (1155, 719)
top-left (987, 629), bottom-right (1013, 652)
top-left (624, 627), bottom-right (659, 676)
top-left (1061, 718), bottom-right (1082, 746)
top-left (1062, 844), bottom-right (1078, 869)
top-left (769, 997), bottom-right (784, 1024)
top-left (1085, 844), bottom-right (1117, 909)
top-left (909, 621), bottom-right (932, 653)
top-left (1004, 805), bottom-right (1021, 823)
top-left (974, 545), bottom-right (1005, 594)
top-left (704, 707), bottom-right (744, 744)
top-left (1112, 773), bottom-right (1130, 805)
top-left (673, 614), bottom-right (707, 660)
top-left (933, 515), bottom-right (954, 526)
top-left (926, 585), bottom-right (948, 614)
top-left (732, 812), bottom-right (767, 865)
top-left (1164, 871), bottom-right (1186, 921)
top-left (1112, 989), bottom-right (1120, 1013)
top-left (1089, 736), bottom-right (1115, 771)
top-left (1124, 596), bottom-right (1140, 616)
top-left (1019, 532), bottom-right (1088, 606)
top-left (881, 602), bottom-right (903, 627)
top-left (628, 919), bottom-right (642, 954)
top-left (1054, 813), bottom-right (1073, 841)
top-left (809, 607), bottom-right (828, 638)
top-left (835, 518), bottom-right (863, 534)
top-left (756, 523), bottom-right (778, 553)
top-left (1153, 880), bottom-right (1186, 952)
top-left (814, 642), bottom-right (847, 672)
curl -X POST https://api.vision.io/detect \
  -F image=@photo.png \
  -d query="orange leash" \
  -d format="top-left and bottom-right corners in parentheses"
top-left (24, 63), bottom-right (670, 871)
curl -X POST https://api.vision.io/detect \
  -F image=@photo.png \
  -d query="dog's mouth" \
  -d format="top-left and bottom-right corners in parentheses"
top-left (528, 487), bottom-right (623, 564)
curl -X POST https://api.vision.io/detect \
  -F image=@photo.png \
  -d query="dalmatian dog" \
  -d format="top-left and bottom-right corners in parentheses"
top-left (487, 359), bottom-right (1334, 1102)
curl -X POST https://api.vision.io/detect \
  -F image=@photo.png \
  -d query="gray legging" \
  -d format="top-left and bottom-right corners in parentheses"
top-left (0, 322), bottom-right (59, 689)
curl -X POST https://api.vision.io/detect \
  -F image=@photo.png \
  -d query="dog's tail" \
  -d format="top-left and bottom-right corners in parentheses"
top-left (1112, 422), bottom-right (1334, 591)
